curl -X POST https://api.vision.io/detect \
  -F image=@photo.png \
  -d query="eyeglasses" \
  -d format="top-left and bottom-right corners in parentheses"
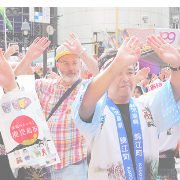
top-left (58, 61), bottom-right (79, 68)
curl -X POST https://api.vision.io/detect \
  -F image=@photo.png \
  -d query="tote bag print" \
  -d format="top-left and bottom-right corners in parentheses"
top-left (0, 90), bottom-right (60, 174)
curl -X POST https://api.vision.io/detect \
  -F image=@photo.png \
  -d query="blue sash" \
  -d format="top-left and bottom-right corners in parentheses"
top-left (107, 97), bottom-right (145, 180)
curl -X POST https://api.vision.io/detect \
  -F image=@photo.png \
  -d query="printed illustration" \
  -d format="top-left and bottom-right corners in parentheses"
top-left (157, 168), bottom-right (177, 180)
top-left (1, 101), bottom-right (11, 113)
top-left (100, 115), bottom-right (106, 129)
top-left (46, 153), bottom-right (57, 164)
top-left (107, 162), bottom-right (126, 180)
top-left (10, 115), bottom-right (39, 146)
top-left (144, 159), bottom-right (158, 180)
top-left (22, 149), bottom-right (34, 161)
top-left (167, 128), bottom-right (173, 135)
top-left (33, 145), bottom-right (41, 157)
top-left (43, 137), bottom-right (50, 154)
top-left (14, 150), bottom-right (23, 164)
top-left (39, 141), bottom-right (47, 156)
top-left (22, 166), bottom-right (51, 180)
top-left (142, 108), bottom-right (156, 127)
top-left (18, 97), bottom-right (31, 109)
top-left (11, 99), bottom-right (21, 111)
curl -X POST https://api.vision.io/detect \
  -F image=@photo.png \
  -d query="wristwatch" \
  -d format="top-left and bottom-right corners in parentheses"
top-left (78, 48), bottom-right (87, 58)
top-left (169, 64), bottom-right (180, 71)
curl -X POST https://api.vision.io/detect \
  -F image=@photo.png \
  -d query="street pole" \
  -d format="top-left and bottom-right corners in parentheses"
top-left (4, 7), bottom-right (7, 51)
top-left (53, 7), bottom-right (58, 73)
top-left (43, 23), bottom-right (48, 77)
top-left (116, 7), bottom-right (119, 48)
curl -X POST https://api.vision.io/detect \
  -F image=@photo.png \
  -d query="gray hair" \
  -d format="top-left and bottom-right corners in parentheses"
top-left (98, 47), bottom-right (135, 72)
top-left (98, 48), bottom-right (118, 71)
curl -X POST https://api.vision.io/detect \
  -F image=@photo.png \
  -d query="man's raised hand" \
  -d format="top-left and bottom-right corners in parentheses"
top-left (4, 44), bottom-right (19, 59)
top-left (0, 49), bottom-right (16, 90)
top-left (115, 36), bottom-right (143, 69)
top-left (49, 71), bottom-right (59, 79)
top-left (63, 33), bottom-right (82, 55)
top-left (147, 35), bottom-right (180, 68)
top-left (25, 37), bottom-right (51, 61)
top-left (135, 67), bottom-right (150, 83)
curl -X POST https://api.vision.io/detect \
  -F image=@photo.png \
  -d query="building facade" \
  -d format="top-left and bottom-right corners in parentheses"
top-left (57, 7), bottom-right (170, 55)
top-left (0, 7), bottom-right (57, 53)
top-left (169, 7), bottom-right (180, 29)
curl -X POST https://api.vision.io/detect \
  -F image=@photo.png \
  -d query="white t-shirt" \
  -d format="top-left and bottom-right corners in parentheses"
top-left (71, 79), bottom-right (180, 180)
top-left (159, 124), bottom-right (180, 158)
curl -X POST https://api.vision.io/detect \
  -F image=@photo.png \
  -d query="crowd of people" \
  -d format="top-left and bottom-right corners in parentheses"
top-left (0, 33), bottom-right (179, 180)
top-left (47, 47), bottom-right (55, 53)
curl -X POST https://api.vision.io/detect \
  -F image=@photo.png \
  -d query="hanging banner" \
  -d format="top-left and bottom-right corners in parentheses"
top-left (0, 75), bottom-right (60, 176)
top-left (101, 29), bottom-right (129, 49)
top-left (155, 28), bottom-right (180, 46)
top-left (112, 29), bottom-right (129, 45)
top-left (0, 7), bottom-right (13, 30)
top-left (147, 79), bottom-right (165, 92)
top-left (101, 29), bottom-right (115, 49)
top-left (29, 7), bottom-right (34, 22)
top-left (29, 7), bottom-right (50, 23)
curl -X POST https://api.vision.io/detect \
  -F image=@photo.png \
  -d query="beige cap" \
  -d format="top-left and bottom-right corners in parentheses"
top-left (55, 45), bottom-right (73, 61)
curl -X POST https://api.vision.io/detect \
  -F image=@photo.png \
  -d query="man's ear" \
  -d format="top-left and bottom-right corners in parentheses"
top-left (56, 62), bottom-right (59, 69)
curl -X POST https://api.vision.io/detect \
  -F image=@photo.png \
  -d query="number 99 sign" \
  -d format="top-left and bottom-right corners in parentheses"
top-left (159, 32), bottom-right (176, 44)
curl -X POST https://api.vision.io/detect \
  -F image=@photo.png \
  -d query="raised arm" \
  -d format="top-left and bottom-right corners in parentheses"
top-left (4, 44), bottom-right (19, 60)
top-left (147, 35), bottom-right (180, 102)
top-left (134, 67), bottom-right (150, 85)
top-left (79, 37), bottom-right (143, 121)
top-left (14, 37), bottom-right (51, 76)
top-left (0, 49), bottom-right (17, 92)
top-left (63, 33), bottom-right (99, 77)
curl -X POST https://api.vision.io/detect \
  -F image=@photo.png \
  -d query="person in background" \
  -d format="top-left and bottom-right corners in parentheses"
top-left (140, 76), bottom-right (150, 92)
top-left (133, 85), bottom-right (144, 98)
top-left (12, 33), bottom-right (99, 180)
top-left (81, 69), bottom-right (91, 79)
top-left (45, 71), bottom-right (59, 80)
top-left (156, 67), bottom-right (179, 180)
top-left (133, 68), bottom-right (150, 98)
top-left (0, 42), bottom-right (51, 179)
top-left (4, 43), bottom-right (19, 60)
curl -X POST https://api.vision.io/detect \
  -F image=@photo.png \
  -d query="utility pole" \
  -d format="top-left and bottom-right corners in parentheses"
top-left (116, 7), bottom-right (119, 48)
top-left (43, 23), bottom-right (48, 77)
top-left (53, 7), bottom-right (58, 73)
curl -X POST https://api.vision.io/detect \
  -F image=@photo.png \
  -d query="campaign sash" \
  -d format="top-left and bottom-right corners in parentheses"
top-left (107, 97), bottom-right (145, 180)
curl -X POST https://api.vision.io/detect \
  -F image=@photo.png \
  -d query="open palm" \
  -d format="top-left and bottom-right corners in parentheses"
top-left (147, 35), bottom-right (180, 68)
top-left (63, 33), bottom-right (82, 55)
top-left (26, 37), bottom-right (51, 61)
top-left (135, 67), bottom-right (150, 82)
top-left (0, 49), bottom-right (15, 87)
top-left (116, 37), bottom-right (143, 69)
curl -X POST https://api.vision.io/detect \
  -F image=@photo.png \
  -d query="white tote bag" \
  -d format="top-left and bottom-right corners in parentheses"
top-left (0, 75), bottom-right (60, 176)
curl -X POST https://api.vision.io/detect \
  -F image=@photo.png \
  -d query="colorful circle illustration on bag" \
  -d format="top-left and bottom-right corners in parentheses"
top-left (10, 115), bottom-right (39, 145)
top-left (18, 98), bottom-right (31, 109)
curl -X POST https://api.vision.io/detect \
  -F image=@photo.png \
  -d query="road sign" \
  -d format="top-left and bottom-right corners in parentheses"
top-left (29, 7), bottom-right (50, 23)
top-left (46, 25), bottom-right (54, 35)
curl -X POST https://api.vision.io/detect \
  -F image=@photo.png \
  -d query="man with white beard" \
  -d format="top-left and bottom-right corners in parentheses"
top-left (12, 33), bottom-right (99, 179)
